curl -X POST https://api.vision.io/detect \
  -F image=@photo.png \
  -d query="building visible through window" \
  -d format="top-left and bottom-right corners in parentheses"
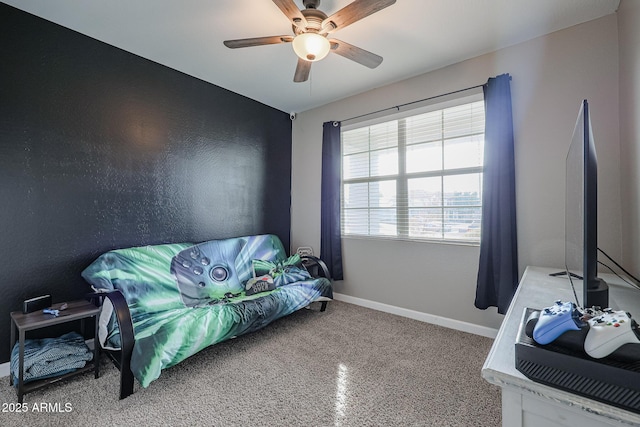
top-left (341, 97), bottom-right (485, 243)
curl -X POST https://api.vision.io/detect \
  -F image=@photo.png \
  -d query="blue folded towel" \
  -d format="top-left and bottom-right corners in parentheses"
top-left (11, 331), bottom-right (93, 385)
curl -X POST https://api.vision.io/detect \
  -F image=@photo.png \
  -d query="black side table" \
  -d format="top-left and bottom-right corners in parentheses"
top-left (9, 299), bottom-right (101, 403)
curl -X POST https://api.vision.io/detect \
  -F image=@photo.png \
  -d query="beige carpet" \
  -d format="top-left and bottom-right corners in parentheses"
top-left (0, 300), bottom-right (501, 426)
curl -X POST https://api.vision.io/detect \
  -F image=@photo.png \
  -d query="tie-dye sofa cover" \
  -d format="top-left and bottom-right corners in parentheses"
top-left (81, 234), bottom-right (332, 390)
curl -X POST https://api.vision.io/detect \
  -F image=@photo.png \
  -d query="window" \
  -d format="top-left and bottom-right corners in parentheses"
top-left (341, 97), bottom-right (485, 243)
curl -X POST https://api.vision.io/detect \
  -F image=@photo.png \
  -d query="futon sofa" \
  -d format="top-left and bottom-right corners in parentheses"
top-left (81, 234), bottom-right (332, 398)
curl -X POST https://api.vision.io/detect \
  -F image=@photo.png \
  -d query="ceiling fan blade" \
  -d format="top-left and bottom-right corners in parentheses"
top-left (322, 0), bottom-right (396, 34)
top-left (223, 35), bottom-right (293, 49)
top-left (294, 58), bottom-right (312, 82)
top-left (272, 0), bottom-right (308, 30)
top-left (329, 39), bottom-right (383, 68)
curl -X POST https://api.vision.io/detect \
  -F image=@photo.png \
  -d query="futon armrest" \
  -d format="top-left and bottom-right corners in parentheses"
top-left (87, 290), bottom-right (135, 399)
top-left (87, 290), bottom-right (134, 358)
top-left (104, 291), bottom-right (134, 352)
top-left (301, 255), bottom-right (331, 280)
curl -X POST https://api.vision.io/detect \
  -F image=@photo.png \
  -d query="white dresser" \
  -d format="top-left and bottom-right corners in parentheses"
top-left (482, 266), bottom-right (640, 426)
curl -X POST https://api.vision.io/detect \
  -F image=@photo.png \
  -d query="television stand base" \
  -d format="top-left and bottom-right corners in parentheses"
top-left (585, 279), bottom-right (609, 309)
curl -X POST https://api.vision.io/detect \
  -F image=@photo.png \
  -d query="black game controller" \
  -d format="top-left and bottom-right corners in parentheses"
top-left (170, 239), bottom-right (243, 307)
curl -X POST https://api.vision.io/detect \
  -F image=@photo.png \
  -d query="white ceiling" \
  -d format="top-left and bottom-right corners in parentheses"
top-left (4, 0), bottom-right (620, 113)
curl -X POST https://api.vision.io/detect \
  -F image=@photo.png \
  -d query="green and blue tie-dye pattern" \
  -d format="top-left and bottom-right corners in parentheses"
top-left (131, 278), bottom-right (330, 387)
top-left (82, 235), bottom-right (332, 388)
top-left (83, 242), bottom-right (193, 313)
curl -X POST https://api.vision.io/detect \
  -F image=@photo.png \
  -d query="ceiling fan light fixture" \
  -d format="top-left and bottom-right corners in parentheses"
top-left (292, 33), bottom-right (330, 62)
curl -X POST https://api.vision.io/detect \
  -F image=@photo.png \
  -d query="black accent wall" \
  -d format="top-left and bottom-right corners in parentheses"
top-left (0, 4), bottom-right (292, 362)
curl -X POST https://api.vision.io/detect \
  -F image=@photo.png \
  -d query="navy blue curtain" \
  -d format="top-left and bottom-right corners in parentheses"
top-left (320, 121), bottom-right (344, 280)
top-left (475, 74), bottom-right (519, 314)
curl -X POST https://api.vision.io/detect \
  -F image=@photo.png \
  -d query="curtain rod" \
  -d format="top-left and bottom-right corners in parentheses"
top-left (338, 83), bottom-right (485, 124)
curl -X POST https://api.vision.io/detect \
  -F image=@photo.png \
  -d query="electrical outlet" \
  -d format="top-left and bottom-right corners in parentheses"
top-left (296, 246), bottom-right (313, 257)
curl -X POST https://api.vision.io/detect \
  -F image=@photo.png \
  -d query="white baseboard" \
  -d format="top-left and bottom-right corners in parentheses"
top-left (332, 292), bottom-right (499, 339)
top-left (0, 362), bottom-right (9, 379)
top-left (0, 301), bottom-right (497, 377)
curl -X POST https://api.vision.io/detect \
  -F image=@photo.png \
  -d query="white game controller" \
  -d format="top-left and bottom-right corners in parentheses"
top-left (584, 310), bottom-right (640, 359)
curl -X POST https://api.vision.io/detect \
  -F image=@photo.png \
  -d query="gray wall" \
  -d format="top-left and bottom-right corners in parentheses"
top-left (291, 14), bottom-right (621, 330)
top-left (619, 0), bottom-right (640, 277)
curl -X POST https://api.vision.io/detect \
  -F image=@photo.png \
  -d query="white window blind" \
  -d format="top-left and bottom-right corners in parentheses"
top-left (341, 98), bottom-right (485, 243)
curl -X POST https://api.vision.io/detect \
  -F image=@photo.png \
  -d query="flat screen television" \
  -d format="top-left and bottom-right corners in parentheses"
top-left (564, 99), bottom-right (608, 309)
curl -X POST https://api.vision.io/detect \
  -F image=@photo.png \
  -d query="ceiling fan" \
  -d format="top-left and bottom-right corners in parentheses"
top-left (223, 0), bottom-right (396, 82)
